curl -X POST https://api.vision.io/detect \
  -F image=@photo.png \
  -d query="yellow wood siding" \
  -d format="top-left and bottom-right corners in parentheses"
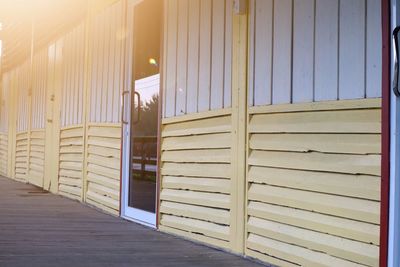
top-left (245, 99), bottom-right (381, 267)
top-left (15, 132), bottom-right (28, 182)
top-left (159, 112), bottom-right (233, 250)
top-left (0, 133), bottom-right (8, 176)
top-left (85, 124), bottom-right (121, 215)
top-left (58, 126), bottom-right (84, 200)
top-left (28, 130), bottom-right (45, 187)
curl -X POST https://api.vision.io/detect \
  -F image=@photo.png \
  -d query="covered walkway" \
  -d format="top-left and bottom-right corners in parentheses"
top-left (0, 177), bottom-right (264, 267)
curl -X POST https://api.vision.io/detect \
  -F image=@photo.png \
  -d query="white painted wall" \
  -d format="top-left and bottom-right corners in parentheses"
top-left (248, 0), bottom-right (382, 106)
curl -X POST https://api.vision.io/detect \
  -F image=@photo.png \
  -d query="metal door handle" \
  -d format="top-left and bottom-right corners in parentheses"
top-left (393, 27), bottom-right (400, 97)
top-left (121, 90), bottom-right (130, 124)
top-left (133, 91), bottom-right (141, 125)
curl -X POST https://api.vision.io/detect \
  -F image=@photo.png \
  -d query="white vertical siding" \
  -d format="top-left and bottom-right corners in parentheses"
top-left (163, 0), bottom-right (233, 118)
top-left (60, 23), bottom-right (86, 127)
top-left (16, 61), bottom-right (30, 133)
top-left (89, 1), bottom-right (124, 123)
top-left (31, 49), bottom-right (48, 130)
top-left (249, 0), bottom-right (382, 106)
top-left (0, 72), bottom-right (10, 133)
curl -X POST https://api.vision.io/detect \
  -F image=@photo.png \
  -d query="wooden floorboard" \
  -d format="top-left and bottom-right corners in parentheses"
top-left (0, 177), bottom-right (265, 267)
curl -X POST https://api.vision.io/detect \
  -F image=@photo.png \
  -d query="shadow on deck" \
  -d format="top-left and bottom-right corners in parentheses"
top-left (0, 177), bottom-right (265, 267)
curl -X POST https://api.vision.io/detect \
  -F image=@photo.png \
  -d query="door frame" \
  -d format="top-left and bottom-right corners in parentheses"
top-left (120, 0), bottom-right (163, 228)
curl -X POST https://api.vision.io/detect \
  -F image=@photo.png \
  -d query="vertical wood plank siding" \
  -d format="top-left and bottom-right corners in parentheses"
top-left (16, 61), bottom-right (30, 133)
top-left (246, 100), bottom-right (381, 266)
top-left (0, 73), bottom-right (10, 133)
top-left (248, 0), bottom-right (382, 106)
top-left (60, 23), bottom-right (86, 128)
top-left (163, 0), bottom-right (233, 118)
top-left (89, 1), bottom-right (124, 123)
top-left (31, 49), bottom-right (48, 130)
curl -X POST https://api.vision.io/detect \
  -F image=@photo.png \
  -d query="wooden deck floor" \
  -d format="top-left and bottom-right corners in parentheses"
top-left (0, 177), bottom-right (265, 267)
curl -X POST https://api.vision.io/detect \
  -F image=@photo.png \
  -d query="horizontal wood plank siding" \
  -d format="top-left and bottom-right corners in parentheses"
top-left (28, 130), bottom-right (45, 187)
top-left (245, 99), bottom-right (381, 266)
top-left (0, 133), bottom-right (8, 177)
top-left (85, 124), bottom-right (121, 215)
top-left (59, 126), bottom-right (84, 201)
top-left (248, 0), bottom-right (382, 106)
top-left (15, 132), bottom-right (28, 182)
top-left (160, 112), bottom-right (232, 249)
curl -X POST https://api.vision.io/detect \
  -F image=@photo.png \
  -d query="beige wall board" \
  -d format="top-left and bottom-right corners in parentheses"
top-left (161, 214), bottom-right (229, 241)
top-left (247, 216), bottom-right (378, 266)
top-left (60, 154), bottom-right (84, 162)
top-left (60, 136), bottom-right (84, 146)
top-left (59, 169), bottom-right (82, 179)
top-left (59, 161), bottom-right (83, 172)
top-left (88, 126), bottom-right (121, 138)
top-left (248, 166), bottom-right (380, 201)
top-left (30, 152), bottom-right (45, 160)
top-left (159, 225), bottom-right (230, 250)
top-left (87, 172), bottom-right (119, 191)
top-left (87, 136), bottom-right (121, 149)
top-left (87, 163), bottom-right (120, 180)
top-left (248, 201), bottom-right (379, 245)
top-left (161, 162), bottom-right (231, 179)
top-left (59, 177), bottom-right (82, 187)
top-left (86, 190), bottom-right (119, 210)
top-left (30, 131), bottom-right (45, 139)
top-left (29, 158), bottom-right (44, 166)
top-left (30, 139), bottom-right (45, 146)
top-left (248, 150), bottom-right (380, 176)
top-left (87, 154), bottom-right (120, 170)
top-left (60, 127), bottom-right (84, 139)
top-left (248, 184), bottom-right (380, 224)
top-left (160, 201), bottom-right (230, 225)
top-left (161, 149), bottom-right (231, 164)
top-left (249, 133), bottom-right (381, 155)
top-left (87, 145), bottom-right (120, 159)
top-left (160, 189), bottom-right (230, 209)
top-left (60, 146), bottom-right (83, 154)
top-left (247, 234), bottom-right (366, 267)
top-left (162, 116), bottom-right (231, 137)
top-left (162, 176), bottom-right (230, 194)
top-left (30, 145), bottom-right (45, 153)
top-left (249, 109), bottom-right (381, 134)
top-left (59, 184), bottom-right (82, 197)
top-left (88, 182), bottom-right (119, 201)
top-left (162, 133), bottom-right (232, 151)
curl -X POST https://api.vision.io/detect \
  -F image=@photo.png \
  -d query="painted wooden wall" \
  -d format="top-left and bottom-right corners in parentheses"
top-left (60, 23), bottom-right (86, 128)
top-left (163, 0), bottom-right (233, 118)
top-left (248, 0), bottom-right (382, 106)
top-left (31, 49), bottom-right (48, 130)
top-left (0, 73), bottom-right (10, 177)
top-left (246, 99), bottom-right (381, 266)
top-left (16, 61), bottom-right (30, 133)
top-left (159, 111), bottom-right (234, 249)
top-left (89, 0), bottom-right (124, 124)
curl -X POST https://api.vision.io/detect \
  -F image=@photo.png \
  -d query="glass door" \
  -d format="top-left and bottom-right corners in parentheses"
top-left (121, 0), bottom-right (162, 227)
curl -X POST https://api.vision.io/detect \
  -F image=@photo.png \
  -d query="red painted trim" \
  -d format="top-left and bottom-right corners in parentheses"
top-left (380, 0), bottom-right (391, 266)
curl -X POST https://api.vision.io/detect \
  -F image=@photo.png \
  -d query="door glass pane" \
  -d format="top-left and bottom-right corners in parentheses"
top-left (128, 0), bottom-right (162, 213)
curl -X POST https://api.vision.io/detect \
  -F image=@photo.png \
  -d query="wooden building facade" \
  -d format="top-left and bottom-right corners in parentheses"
top-left (0, 0), bottom-right (391, 266)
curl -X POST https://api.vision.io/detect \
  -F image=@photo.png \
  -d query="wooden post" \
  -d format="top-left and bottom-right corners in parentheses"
top-left (230, 1), bottom-right (248, 254)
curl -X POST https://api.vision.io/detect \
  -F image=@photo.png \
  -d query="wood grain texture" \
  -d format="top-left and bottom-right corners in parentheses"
top-left (246, 102), bottom-right (381, 266)
top-left (160, 113), bottom-right (233, 249)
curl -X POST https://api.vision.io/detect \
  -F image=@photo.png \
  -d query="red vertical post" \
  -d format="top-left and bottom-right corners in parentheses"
top-left (380, 0), bottom-right (391, 266)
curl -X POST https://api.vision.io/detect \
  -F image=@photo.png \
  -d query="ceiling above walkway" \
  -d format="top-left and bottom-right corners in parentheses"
top-left (0, 0), bottom-right (87, 73)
